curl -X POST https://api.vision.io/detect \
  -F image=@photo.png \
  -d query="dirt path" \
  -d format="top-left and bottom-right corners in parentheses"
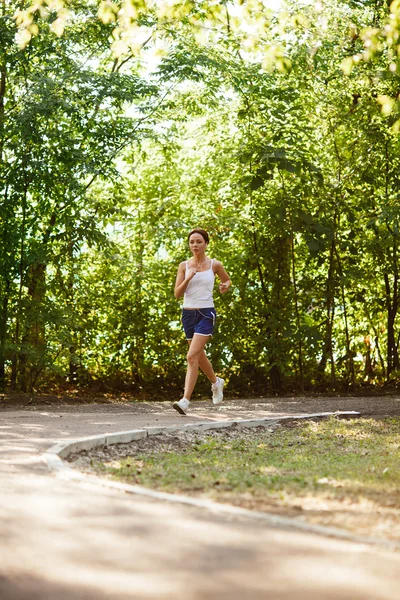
top-left (1, 396), bottom-right (400, 599)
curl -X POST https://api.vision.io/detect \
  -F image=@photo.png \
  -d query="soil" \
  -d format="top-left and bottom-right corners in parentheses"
top-left (0, 390), bottom-right (126, 408)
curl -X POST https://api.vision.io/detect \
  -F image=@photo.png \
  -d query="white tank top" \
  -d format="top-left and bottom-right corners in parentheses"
top-left (183, 259), bottom-right (215, 308)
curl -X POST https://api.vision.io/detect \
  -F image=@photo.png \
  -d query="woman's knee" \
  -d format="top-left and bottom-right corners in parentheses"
top-left (187, 351), bottom-right (200, 366)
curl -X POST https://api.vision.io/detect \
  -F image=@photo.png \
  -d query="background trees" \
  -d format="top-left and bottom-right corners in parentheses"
top-left (1, 0), bottom-right (400, 396)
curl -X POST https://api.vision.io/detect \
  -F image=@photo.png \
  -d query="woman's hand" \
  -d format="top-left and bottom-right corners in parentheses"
top-left (214, 261), bottom-right (231, 294)
top-left (219, 280), bottom-right (231, 294)
top-left (187, 268), bottom-right (197, 280)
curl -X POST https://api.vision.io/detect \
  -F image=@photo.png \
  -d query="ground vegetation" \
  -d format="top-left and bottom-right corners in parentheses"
top-left (70, 415), bottom-right (400, 541)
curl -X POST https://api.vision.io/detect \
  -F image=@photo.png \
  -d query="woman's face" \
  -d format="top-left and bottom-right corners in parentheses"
top-left (189, 233), bottom-right (207, 255)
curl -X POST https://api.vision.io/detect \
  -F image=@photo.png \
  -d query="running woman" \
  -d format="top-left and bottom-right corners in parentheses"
top-left (173, 228), bottom-right (231, 415)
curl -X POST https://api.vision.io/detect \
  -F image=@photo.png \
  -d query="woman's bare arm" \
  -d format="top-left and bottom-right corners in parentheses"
top-left (174, 262), bottom-right (197, 298)
top-left (214, 261), bottom-right (232, 294)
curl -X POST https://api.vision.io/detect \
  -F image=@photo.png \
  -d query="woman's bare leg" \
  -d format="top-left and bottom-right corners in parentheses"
top-left (198, 350), bottom-right (217, 384)
top-left (184, 334), bottom-right (216, 400)
top-left (186, 340), bottom-right (217, 385)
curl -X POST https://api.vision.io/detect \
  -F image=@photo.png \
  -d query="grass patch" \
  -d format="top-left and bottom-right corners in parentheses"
top-left (89, 417), bottom-right (400, 538)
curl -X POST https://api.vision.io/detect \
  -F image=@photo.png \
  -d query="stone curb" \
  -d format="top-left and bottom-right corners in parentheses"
top-left (44, 410), bottom-right (400, 553)
top-left (45, 411), bottom-right (358, 458)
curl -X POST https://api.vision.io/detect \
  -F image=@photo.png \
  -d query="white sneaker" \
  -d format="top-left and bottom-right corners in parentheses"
top-left (173, 397), bottom-right (190, 415)
top-left (212, 377), bottom-right (224, 405)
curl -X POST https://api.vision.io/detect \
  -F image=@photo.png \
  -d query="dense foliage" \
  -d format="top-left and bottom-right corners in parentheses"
top-left (1, 0), bottom-right (400, 396)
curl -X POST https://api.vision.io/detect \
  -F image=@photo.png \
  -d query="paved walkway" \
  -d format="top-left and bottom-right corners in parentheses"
top-left (1, 397), bottom-right (400, 599)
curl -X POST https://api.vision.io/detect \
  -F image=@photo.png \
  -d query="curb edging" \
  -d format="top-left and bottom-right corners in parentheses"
top-left (45, 411), bottom-right (358, 458)
top-left (44, 410), bottom-right (400, 553)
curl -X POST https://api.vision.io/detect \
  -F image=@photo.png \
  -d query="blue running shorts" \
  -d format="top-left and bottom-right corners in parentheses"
top-left (182, 308), bottom-right (216, 340)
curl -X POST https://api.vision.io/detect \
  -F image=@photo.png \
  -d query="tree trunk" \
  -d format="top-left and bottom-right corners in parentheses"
top-left (11, 168), bottom-right (28, 388)
top-left (318, 238), bottom-right (336, 387)
top-left (0, 63), bottom-right (5, 160)
top-left (288, 205), bottom-right (304, 391)
top-left (0, 290), bottom-right (9, 392)
top-left (67, 240), bottom-right (80, 384)
top-left (18, 262), bottom-right (47, 392)
top-left (0, 39), bottom-right (7, 391)
top-left (334, 243), bottom-right (355, 390)
top-left (267, 234), bottom-right (291, 394)
top-left (364, 337), bottom-right (374, 381)
top-left (384, 236), bottom-right (399, 379)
